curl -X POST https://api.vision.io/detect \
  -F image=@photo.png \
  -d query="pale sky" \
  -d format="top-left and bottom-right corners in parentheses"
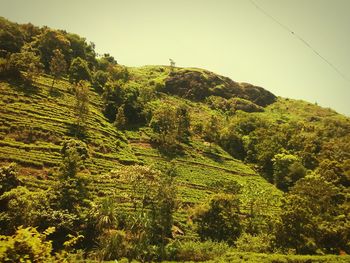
top-left (1, 0), bottom-right (349, 116)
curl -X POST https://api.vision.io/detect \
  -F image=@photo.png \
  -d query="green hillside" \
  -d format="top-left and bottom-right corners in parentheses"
top-left (0, 68), bottom-right (281, 230)
top-left (0, 17), bottom-right (349, 262)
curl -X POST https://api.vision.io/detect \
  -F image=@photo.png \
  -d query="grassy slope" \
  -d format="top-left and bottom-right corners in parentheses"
top-left (0, 67), bottom-right (283, 237)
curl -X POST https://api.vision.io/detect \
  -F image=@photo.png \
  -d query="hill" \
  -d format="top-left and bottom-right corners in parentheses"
top-left (0, 17), bottom-right (349, 262)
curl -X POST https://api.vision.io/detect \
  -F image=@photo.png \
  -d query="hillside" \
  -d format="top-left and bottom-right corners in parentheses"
top-left (0, 17), bottom-right (350, 262)
top-left (0, 68), bottom-right (282, 230)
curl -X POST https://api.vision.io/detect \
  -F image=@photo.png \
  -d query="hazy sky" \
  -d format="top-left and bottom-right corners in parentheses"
top-left (1, 0), bottom-right (349, 115)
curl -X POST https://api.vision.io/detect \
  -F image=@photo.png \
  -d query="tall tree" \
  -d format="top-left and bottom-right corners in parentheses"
top-left (56, 139), bottom-right (89, 212)
top-left (74, 81), bottom-right (90, 134)
top-left (49, 49), bottom-right (67, 88)
top-left (36, 29), bottom-right (70, 71)
top-left (176, 104), bottom-right (191, 143)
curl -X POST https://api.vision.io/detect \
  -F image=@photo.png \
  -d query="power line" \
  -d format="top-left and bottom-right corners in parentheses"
top-left (249, 0), bottom-right (350, 83)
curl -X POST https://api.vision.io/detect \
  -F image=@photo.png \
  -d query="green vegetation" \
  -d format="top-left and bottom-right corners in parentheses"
top-left (0, 17), bottom-right (349, 262)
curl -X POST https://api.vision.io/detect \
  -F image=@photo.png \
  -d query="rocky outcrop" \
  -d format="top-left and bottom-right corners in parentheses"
top-left (164, 69), bottom-right (276, 107)
top-left (239, 83), bottom-right (277, 107)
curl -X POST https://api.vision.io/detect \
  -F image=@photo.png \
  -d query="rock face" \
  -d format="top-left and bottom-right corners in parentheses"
top-left (238, 83), bottom-right (277, 107)
top-left (164, 69), bottom-right (276, 107)
top-left (230, 98), bottom-right (264, 113)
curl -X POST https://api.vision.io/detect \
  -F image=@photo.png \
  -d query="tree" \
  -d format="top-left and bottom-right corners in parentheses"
top-left (61, 139), bottom-right (89, 162)
top-left (176, 104), bottom-right (191, 142)
top-left (66, 33), bottom-right (97, 69)
top-left (74, 80), bottom-right (90, 133)
top-left (92, 70), bottom-right (109, 93)
top-left (95, 229), bottom-right (129, 261)
top-left (119, 165), bottom-right (160, 212)
top-left (92, 197), bottom-right (119, 232)
top-left (203, 114), bottom-right (220, 146)
top-left (276, 175), bottom-right (350, 254)
top-left (239, 181), bottom-right (280, 235)
top-left (169, 58), bottom-right (175, 71)
top-left (192, 193), bottom-right (242, 245)
top-left (102, 81), bottom-right (124, 122)
top-left (96, 53), bottom-right (117, 71)
top-left (55, 139), bottom-right (89, 213)
top-left (150, 104), bottom-right (178, 152)
top-left (8, 48), bottom-right (43, 83)
top-left (36, 29), bottom-right (70, 71)
top-left (109, 65), bottom-right (129, 82)
top-left (272, 152), bottom-right (307, 191)
top-left (69, 57), bottom-right (91, 84)
top-left (49, 49), bottom-right (67, 88)
top-left (317, 159), bottom-right (350, 186)
top-left (219, 125), bottom-right (245, 160)
top-left (148, 164), bottom-right (177, 259)
top-left (118, 165), bottom-right (177, 261)
top-left (235, 233), bottom-right (274, 253)
top-left (0, 17), bottom-right (24, 56)
top-left (114, 105), bottom-right (127, 129)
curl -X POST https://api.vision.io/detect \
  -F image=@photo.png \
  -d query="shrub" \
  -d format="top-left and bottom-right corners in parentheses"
top-left (0, 186), bottom-right (49, 233)
top-left (166, 240), bottom-right (229, 261)
top-left (235, 233), bottom-right (274, 253)
top-left (95, 230), bottom-right (129, 260)
top-left (192, 193), bottom-right (242, 245)
top-left (0, 163), bottom-right (21, 195)
top-left (0, 226), bottom-right (55, 263)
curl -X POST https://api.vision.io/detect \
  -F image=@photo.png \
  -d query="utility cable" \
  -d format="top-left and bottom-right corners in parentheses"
top-left (249, 0), bottom-right (350, 83)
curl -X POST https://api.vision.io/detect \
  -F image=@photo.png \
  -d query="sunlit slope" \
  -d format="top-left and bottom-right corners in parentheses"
top-left (0, 72), bottom-right (281, 217)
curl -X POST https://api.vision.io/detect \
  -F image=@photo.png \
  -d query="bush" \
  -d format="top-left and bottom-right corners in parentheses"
top-left (0, 226), bottom-right (55, 263)
top-left (235, 233), bottom-right (274, 253)
top-left (166, 240), bottom-right (229, 261)
top-left (223, 251), bottom-right (350, 263)
top-left (0, 163), bottom-right (21, 195)
top-left (95, 230), bottom-right (129, 261)
top-left (192, 193), bottom-right (242, 245)
top-left (0, 186), bottom-right (49, 234)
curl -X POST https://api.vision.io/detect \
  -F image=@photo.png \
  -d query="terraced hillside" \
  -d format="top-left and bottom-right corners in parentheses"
top-left (0, 70), bottom-right (283, 234)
